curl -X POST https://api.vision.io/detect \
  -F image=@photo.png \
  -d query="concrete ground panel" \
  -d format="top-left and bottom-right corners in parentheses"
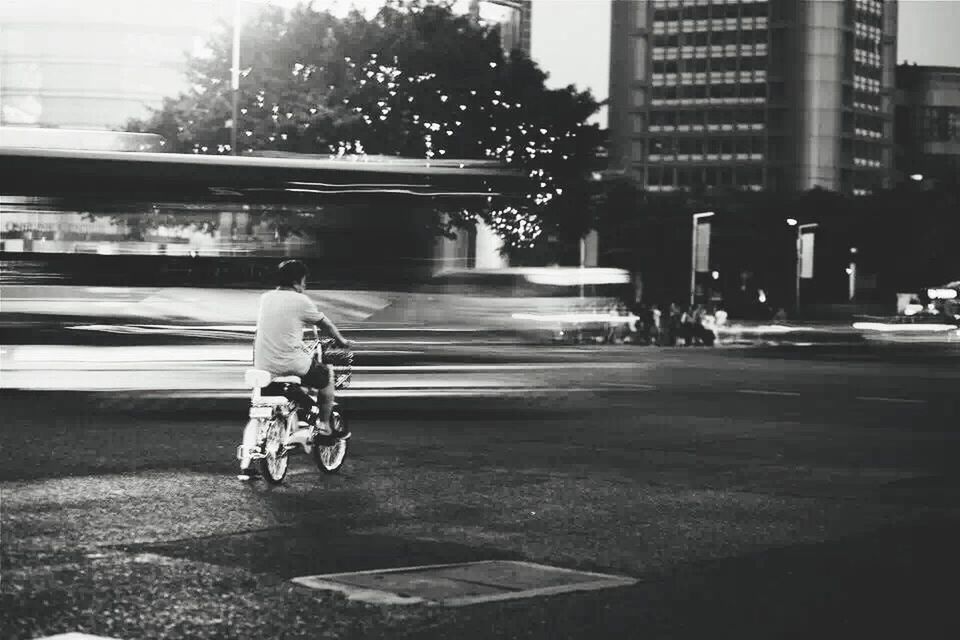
top-left (292, 560), bottom-right (637, 606)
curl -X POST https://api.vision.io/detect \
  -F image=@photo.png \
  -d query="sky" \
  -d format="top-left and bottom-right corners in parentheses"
top-left (530, 0), bottom-right (960, 127)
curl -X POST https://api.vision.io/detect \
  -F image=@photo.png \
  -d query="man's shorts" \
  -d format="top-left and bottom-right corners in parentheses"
top-left (300, 359), bottom-right (331, 390)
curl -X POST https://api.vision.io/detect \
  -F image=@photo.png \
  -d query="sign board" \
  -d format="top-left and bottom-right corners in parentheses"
top-left (799, 230), bottom-right (815, 279)
top-left (694, 221), bottom-right (711, 273)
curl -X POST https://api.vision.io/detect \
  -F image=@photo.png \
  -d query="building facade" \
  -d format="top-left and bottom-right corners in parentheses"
top-left (467, 0), bottom-right (533, 54)
top-left (609, 0), bottom-right (898, 196)
top-left (895, 64), bottom-right (960, 186)
top-left (1, 0), bottom-right (533, 131)
top-left (0, 0), bottom-right (230, 130)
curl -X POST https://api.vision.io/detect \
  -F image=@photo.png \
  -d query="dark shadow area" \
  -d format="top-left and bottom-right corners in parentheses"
top-left (420, 517), bottom-right (960, 639)
top-left (123, 529), bottom-right (521, 580)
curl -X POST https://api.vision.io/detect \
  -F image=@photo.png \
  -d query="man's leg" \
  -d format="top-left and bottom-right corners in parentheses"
top-left (301, 362), bottom-right (334, 435)
top-left (316, 368), bottom-right (335, 435)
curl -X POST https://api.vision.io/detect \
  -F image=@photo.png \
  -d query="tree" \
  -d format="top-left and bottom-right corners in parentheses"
top-left (126, 0), bottom-right (603, 252)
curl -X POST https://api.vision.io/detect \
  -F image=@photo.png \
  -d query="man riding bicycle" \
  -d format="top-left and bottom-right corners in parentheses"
top-left (240, 259), bottom-right (351, 480)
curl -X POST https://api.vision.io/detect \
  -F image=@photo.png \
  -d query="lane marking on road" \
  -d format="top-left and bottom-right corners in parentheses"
top-left (592, 383), bottom-right (657, 390)
top-left (33, 633), bottom-right (126, 640)
top-left (855, 396), bottom-right (926, 404)
top-left (736, 389), bottom-right (801, 397)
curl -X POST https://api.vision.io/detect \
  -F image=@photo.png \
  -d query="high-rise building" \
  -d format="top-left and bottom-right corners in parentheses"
top-left (895, 64), bottom-right (960, 186)
top-left (609, 0), bottom-right (897, 196)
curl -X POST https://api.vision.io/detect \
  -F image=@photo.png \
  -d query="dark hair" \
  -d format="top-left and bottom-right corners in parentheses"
top-left (277, 259), bottom-right (308, 286)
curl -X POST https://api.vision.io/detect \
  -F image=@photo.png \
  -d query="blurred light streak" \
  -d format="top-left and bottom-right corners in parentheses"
top-left (728, 324), bottom-right (824, 334)
top-left (523, 268), bottom-right (630, 286)
top-left (287, 181), bottom-right (431, 188)
top-left (852, 322), bottom-right (959, 332)
top-left (511, 313), bottom-right (637, 324)
top-left (282, 187), bottom-right (500, 197)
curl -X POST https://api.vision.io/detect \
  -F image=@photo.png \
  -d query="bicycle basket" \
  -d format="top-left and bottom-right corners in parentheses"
top-left (320, 338), bottom-right (353, 389)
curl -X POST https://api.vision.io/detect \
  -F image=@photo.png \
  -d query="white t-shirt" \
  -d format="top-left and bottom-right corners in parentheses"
top-left (254, 289), bottom-right (326, 376)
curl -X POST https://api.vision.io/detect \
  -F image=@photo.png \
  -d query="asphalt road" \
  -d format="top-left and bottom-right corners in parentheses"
top-left (2, 343), bottom-right (960, 640)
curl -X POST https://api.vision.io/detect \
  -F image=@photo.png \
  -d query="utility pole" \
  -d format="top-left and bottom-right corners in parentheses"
top-left (231, 0), bottom-right (241, 155)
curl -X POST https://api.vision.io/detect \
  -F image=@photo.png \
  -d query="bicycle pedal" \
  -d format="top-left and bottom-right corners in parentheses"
top-left (236, 445), bottom-right (264, 461)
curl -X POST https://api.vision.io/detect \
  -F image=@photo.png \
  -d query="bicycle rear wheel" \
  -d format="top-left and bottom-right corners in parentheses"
top-left (259, 416), bottom-right (289, 484)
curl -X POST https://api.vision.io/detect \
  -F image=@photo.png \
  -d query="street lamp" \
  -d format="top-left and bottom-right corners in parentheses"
top-left (792, 221), bottom-right (818, 312)
top-left (848, 247), bottom-right (857, 301)
top-left (910, 173), bottom-right (924, 182)
top-left (690, 211), bottom-right (714, 307)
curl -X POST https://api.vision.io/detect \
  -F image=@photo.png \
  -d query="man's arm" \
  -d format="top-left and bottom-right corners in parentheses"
top-left (317, 315), bottom-right (351, 349)
top-left (300, 296), bottom-right (350, 348)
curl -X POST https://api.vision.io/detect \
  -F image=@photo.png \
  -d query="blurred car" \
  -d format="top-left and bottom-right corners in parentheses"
top-left (924, 281), bottom-right (960, 322)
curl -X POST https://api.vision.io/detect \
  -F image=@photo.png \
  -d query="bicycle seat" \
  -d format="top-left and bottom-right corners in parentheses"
top-left (244, 370), bottom-right (302, 389)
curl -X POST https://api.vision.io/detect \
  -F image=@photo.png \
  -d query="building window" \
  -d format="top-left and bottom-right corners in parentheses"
top-left (708, 109), bottom-right (733, 127)
top-left (677, 167), bottom-right (701, 189)
top-left (649, 137), bottom-right (670, 156)
top-left (919, 107), bottom-right (960, 143)
top-left (678, 138), bottom-right (698, 155)
top-left (646, 166), bottom-right (663, 186)
top-left (736, 166), bottom-right (764, 187)
top-left (678, 110), bottom-right (702, 127)
top-left (634, 38), bottom-right (648, 78)
top-left (741, 2), bottom-right (769, 19)
top-left (712, 84), bottom-right (736, 99)
top-left (635, 3), bottom-right (649, 29)
top-left (661, 167), bottom-right (676, 187)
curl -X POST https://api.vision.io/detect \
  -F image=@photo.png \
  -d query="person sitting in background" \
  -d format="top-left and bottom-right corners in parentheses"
top-left (667, 303), bottom-right (683, 346)
top-left (677, 307), bottom-right (696, 347)
top-left (649, 304), bottom-right (662, 346)
top-left (715, 305), bottom-right (728, 328)
top-left (699, 305), bottom-right (717, 346)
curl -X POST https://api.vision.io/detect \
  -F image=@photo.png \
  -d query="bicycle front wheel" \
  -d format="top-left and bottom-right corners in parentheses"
top-left (313, 410), bottom-right (348, 474)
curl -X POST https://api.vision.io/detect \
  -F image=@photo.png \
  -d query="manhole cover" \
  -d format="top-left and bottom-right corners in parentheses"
top-left (292, 560), bottom-right (637, 606)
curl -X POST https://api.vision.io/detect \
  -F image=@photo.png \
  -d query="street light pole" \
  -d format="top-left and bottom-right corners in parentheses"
top-left (794, 222), bottom-right (818, 313)
top-left (690, 211), bottom-right (714, 307)
top-left (230, 0), bottom-right (241, 156)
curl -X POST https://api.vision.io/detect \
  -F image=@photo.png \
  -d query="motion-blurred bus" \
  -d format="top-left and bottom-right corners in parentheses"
top-left (374, 267), bottom-right (635, 340)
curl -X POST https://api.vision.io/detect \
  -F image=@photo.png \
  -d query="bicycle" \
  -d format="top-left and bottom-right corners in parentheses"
top-left (237, 338), bottom-right (353, 483)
